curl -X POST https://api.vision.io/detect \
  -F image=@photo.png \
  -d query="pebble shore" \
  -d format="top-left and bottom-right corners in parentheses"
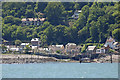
top-left (1, 54), bottom-right (119, 64)
top-left (1, 54), bottom-right (58, 64)
top-left (96, 54), bottom-right (119, 63)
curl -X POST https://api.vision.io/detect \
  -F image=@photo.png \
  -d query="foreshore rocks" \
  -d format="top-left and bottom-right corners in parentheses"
top-left (2, 58), bottom-right (58, 64)
top-left (1, 54), bottom-right (58, 64)
top-left (96, 54), bottom-right (119, 63)
top-left (1, 54), bottom-right (119, 64)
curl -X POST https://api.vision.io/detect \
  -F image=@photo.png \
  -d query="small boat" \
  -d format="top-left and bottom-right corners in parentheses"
top-left (80, 58), bottom-right (91, 63)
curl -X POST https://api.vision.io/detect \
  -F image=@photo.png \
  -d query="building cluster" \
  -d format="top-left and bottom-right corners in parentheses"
top-left (48, 43), bottom-right (82, 55)
top-left (2, 38), bottom-right (41, 53)
top-left (2, 36), bottom-right (120, 55)
top-left (21, 12), bottom-right (46, 26)
top-left (21, 18), bottom-right (46, 26)
top-left (87, 37), bottom-right (120, 55)
top-left (21, 10), bottom-right (81, 26)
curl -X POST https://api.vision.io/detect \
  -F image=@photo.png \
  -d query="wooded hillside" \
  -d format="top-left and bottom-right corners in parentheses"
top-left (2, 2), bottom-right (120, 46)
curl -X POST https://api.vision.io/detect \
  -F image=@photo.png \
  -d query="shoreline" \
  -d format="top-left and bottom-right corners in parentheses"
top-left (1, 54), bottom-right (78, 64)
top-left (1, 54), bottom-right (58, 64)
top-left (1, 54), bottom-right (119, 64)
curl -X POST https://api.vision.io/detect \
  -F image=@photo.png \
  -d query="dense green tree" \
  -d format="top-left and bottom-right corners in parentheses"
top-left (81, 5), bottom-right (89, 17)
top-left (15, 27), bottom-right (25, 40)
top-left (25, 10), bottom-right (35, 18)
top-left (74, 2), bottom-right (88, 10)
top-left (65, 26), bottom-right (78, 44)
top-left (2, 2), bottom-right (119, 46)
top-left (89, 21), bottom-right (99, 42)
top-left (62, 2), bottom-right (74, 10)
top-left (43, 25), bottom-right (54, 45)
top-left (74, 14), bottom-right (87, 30)
top-left (1, 44), bottom-right (7, 52)
top-left (112, 28), bottom-right (120, 42)
top-left (15, 40), bottom-right (22, 46)
top-left (4, 16), bottom-right (21, 25)
top-left (24, 45), bottom-right (32, 53)
top-left (53, 25), bottom-right (67, 44)
top-left (44, 2), bottom-right (65, 25)
top-left (78, 27), bottom-right (89, 43)
top-left (34, 2), bottom-right (47, 12)
top-left (81, 44), bottom-right (87, 53)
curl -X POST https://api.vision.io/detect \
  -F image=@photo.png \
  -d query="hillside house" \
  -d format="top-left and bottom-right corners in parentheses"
top-left (21, 18), bottom-right (45, 26)
top-left (21, 43), bottom-right (30, 49)
top-left (31, 38), bottom-right (41, 49)
top-left (39, 47), bottom-right (51, 53)
top-left (65, 43), bottom-right (77, 53)
top-left (49, 45), bottom-right (64, 53)
top-left (70, 46), bottom-right (82, 55)
top-left (75, 45), bottom-right (82, 52)
top-left (104, 36), bottom-right (115, 49)
top-left (72, 10), bottom-right (82, 19)
top-left (86, 46), bottom-right (97, 54)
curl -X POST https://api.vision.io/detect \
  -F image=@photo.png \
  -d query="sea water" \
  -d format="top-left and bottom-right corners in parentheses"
top-left (2, 63), bottom-right (118, 78)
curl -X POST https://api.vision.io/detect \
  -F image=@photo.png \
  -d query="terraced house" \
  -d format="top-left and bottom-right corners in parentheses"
top-left (21, 18), bottom-right (46, 26)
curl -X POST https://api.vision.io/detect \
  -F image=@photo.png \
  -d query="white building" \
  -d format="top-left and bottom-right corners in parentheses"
top-left (9, 48), bottom-right (23, 52)
top-left (86, 46), bottom-right (97, 54)
top-left (72, 10), bottom-right (82, 19)
top-left (31, 38), bottom-right (41, 49)
top-left (21, 43), bottom-right (30, 49)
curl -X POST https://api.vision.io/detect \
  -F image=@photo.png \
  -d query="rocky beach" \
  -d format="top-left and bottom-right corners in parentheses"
top-left (1, 53), bottom-right (119, 64)
top-left (1, 54), bottom-right (59, 64)
top-left (96, 54), bottom-right (119, 63)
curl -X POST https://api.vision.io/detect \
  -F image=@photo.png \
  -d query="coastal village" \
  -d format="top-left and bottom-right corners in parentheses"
top-left (1, 2), bottom-right (120, 79)
top-left (1, 10), bottom-right (120, 63)
top-left (2, 36), bottom-right (120, 55)
top-left (1, 36), bottom-right (120, 63)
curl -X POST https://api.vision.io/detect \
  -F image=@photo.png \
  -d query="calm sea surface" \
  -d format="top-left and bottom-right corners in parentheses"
top-left (1, 63), bottom-right (118, 78)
